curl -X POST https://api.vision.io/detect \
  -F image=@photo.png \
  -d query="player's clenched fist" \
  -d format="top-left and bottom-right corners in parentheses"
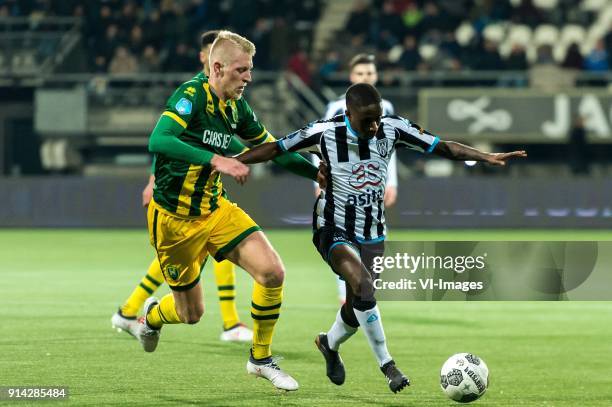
top-left (211, 155), bottom-right (250, 185)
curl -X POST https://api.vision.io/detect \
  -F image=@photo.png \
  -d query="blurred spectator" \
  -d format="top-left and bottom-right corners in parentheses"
top-left (374, 0), bottom-right (406, 46)
top-left (398, 35), bottom-right (420, 70)
top-left (129, 26), bottom-right (146, 56)
top-left (99, 24), bottom-right (121, 62)
top-left (561, 43), bottom-right (583, 71)
top-left (160, 0), bottom-right (179, 47)
top-left (319, 50), bottom-right (341, 79)
top-left (505, 44), bottom-right (528, 70)
top-left (268, 17), bottom-right (292, 69)
top-left (142, 10), bottom-right (163, 50)
top-left (164, 42), bottom-right (196, 72)
top-left (93, 55), bottom-right (108, 73)
top-left (294, 0), bottom-right (322, 24)
top-left (287, 47), bottom-right (313, 86)
top-left (418, 2), bottom-right (449, 37)
top-left (109, 46), bottom-right (138, 74)
top-left (140, 45), bottom-right (161, 73)
top-left (583, 39), bottom-right (609, 72)
top-left (90, 5), bottom-right (116, 46)
top-left (473, 39), bottom-right (505, 71)
top-left (172, 4), bottom-right (191, 46)
top-left (118, 2), bottom-right (138, 29)
top-left (251, 18), bottom-right (272, 70)
top-left (345, 0), bottom-right (372, 40)
top-left (439, 31), bottom-right (461, 59)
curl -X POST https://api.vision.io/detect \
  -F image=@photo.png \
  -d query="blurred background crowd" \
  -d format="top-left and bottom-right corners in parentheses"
top-left (2, 0), bottom-right (611, 83)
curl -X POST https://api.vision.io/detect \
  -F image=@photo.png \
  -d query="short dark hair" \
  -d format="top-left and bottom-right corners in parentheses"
top-left (346, 83), bottom-right (381, 110)
top-left (201, 30), bottom-right (220, 48)
top-left (349, 53), bottom-right (376, 70)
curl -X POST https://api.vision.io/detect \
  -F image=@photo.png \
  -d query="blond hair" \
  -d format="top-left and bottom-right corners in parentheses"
top-left (209, 30), bottom-right (256, 65)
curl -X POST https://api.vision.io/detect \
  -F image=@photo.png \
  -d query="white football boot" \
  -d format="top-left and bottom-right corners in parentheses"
top-left (111, 310), bottom-right (139, 337)
top-left (246, 353), bottom-right (299, 391)
top-left (220, 323), bottom-right (253, 343)
top-left (137, 297), bottom-right (161, 352)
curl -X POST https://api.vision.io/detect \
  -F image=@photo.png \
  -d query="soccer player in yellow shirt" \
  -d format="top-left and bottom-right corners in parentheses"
top-left (111, 31), bottom-right (254, 343)
top-left (135, 31), bottom-right (320, 391)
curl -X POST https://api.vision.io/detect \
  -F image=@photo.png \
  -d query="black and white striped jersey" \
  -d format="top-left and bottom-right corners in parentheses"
top-left (277, 114), bottom-right (439, 242)
top-left (321, 96), bottom-right (398, 187)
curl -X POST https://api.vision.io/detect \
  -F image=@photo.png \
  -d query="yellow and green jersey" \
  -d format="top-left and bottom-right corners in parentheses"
top-left (150, 72), bottom-right (275, 217)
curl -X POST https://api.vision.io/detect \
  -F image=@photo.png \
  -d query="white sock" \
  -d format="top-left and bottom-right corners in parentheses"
top-left (353, 304), bottom-right (393, 367)
top-left (337, 277), bottom-right (346, 303)
top-left (327, 309), bottom-right (357, 351)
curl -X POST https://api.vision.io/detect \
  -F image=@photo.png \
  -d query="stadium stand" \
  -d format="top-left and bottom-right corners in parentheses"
top-left (0, 0), bottom-right (610, 178)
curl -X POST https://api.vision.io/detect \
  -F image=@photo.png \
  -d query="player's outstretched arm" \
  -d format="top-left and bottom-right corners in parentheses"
top-left (237, 141), bottom-right (282, 164)
top-left (271, 153), bottom-right (319, 181)
top-left (433, 141), bottom-right (527, 166)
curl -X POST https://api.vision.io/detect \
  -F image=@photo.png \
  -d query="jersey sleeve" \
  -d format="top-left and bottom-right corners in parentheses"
top-left (385, 116), bottom-right (439, 154)
top-left (276, 120), bottom-right (331, 154)
top-left (235, 99), bottom-right (271, 145)
top-left (386, 151), bottom-right (398, 187)
top-left (383, 99), bottom-right (395, 116)
top-left (324, 100), bottom-right (343, 120)
top-left (161, 81), bottom-right (201, 128)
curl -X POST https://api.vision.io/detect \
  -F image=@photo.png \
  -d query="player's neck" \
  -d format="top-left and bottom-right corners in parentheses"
top-left (208, 79), bottom-right (230, 103)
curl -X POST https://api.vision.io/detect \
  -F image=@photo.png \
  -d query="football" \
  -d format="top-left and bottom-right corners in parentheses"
top-left (440, 353), bottom-right (489, 403)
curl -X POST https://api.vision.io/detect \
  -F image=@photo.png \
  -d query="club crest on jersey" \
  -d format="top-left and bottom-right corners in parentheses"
top-left (175, 98), bottom-right (192, 115)
top-left (165, 265), bottom-right (180, 280)
top-left (376, 138), bottom-right (388, 157)
top-left (349, 159), bottom-right (384, 190)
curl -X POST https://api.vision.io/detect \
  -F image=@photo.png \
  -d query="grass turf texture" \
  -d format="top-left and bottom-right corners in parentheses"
top-left (1, 229), bottom-right (611, 406)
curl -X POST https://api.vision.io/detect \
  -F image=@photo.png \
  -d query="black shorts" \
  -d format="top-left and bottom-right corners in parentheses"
top-left (312, 226), bottom-right (384, 277)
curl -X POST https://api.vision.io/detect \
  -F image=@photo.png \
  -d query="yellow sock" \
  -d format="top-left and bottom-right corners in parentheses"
top-left (146, 293), bottom-right (181, 329)
top-left (250, 282), bottom-right (282, 359)
top-left (214, 259), bottom-right (240, 330)
top-left (120, 258), bottom-right (164, 317)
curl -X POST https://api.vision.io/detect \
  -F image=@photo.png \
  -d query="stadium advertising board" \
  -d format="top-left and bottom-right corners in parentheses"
top-left (420, 89), bottom-right (612, 143)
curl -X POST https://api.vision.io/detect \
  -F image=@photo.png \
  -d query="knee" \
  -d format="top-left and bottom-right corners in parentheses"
top-left (177, 302), bottom-right (205, 324)
top-left (348, 275), bottom-right (374, 299)
top-left (256, 264), bottom-right (285, 287)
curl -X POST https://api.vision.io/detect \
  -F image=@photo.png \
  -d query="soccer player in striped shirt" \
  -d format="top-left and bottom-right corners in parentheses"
top-left (237, 83), bottom-right (526, 393)
top-left (319, 53), bottom-right (399, 303)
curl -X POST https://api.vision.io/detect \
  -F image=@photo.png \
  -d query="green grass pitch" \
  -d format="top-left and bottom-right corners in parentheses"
top-left (1, 229), bottom-right (611, 406)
